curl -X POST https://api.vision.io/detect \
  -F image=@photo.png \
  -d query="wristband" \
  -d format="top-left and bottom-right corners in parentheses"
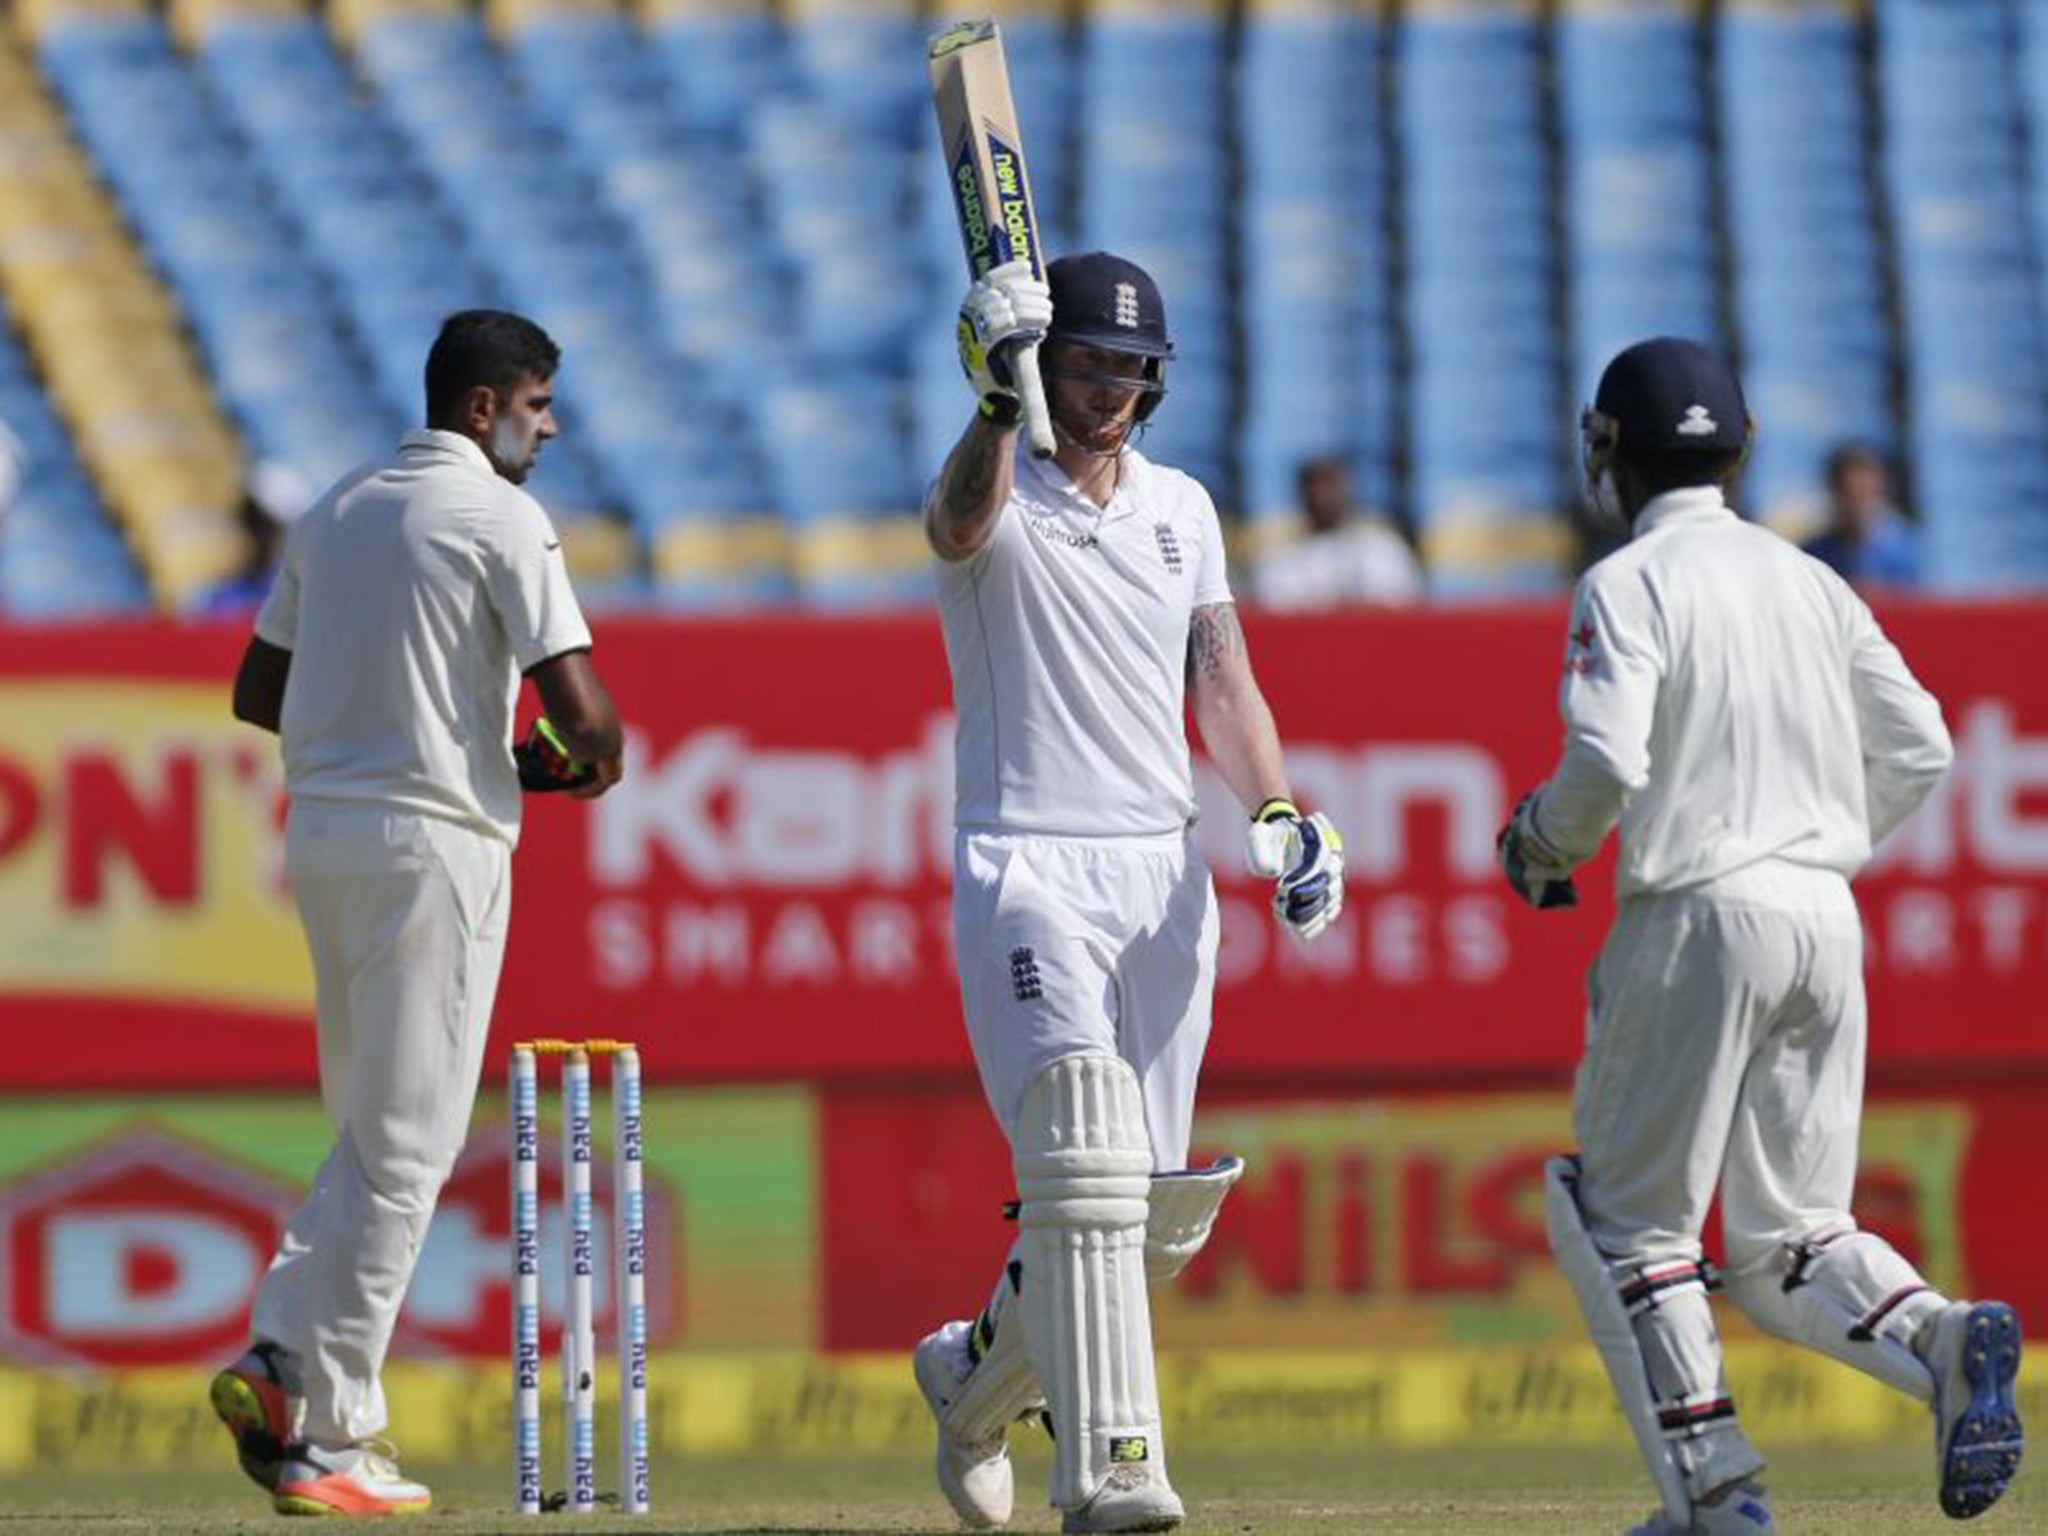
top-left (1253, 797), bottom-right (1300, 824)
top-left (978, 393), bottom-right (1023, 428)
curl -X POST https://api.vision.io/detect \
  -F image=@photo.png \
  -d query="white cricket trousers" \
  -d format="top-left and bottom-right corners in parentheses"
top-left (1574, 862), bottom-right (1878, 1272)
top-left (252, 803), bottom-right (511, 1445)
top-left (952, 829), bottom-right (1218, 1169)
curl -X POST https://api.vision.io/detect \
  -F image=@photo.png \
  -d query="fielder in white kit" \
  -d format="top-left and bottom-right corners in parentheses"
top-left (911, 252), bottom-right (1345, 1534)
top-left (1500, 337), bottom-right (2024, 1535)
top-left (213, 310), bottom-right (625, 1516)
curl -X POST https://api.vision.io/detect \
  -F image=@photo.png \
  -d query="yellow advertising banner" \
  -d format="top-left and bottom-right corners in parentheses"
top-left (4, 1343), bottom-right (2042, 1471)
top-left (0, 681), bottom-right (308, 1011)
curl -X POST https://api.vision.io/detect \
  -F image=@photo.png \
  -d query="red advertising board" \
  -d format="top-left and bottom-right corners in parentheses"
top-left (2, 605), bottom-right (2045, 1088)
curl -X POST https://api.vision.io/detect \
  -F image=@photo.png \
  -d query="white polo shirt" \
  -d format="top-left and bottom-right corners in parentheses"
top-left (1533, 486), bottom-right (1952, 898)
top-left (932, 442), bottom-right (1233, 838)
top-left (255, 430), bottom-right (593, 846)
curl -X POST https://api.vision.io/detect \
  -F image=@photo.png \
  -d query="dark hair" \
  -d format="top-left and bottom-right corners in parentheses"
top-left (424, 310), bottom-right (560, 425)
top-left (1823, 442), bottom-right (1890, 492)
top-left (1621, 446), bottom-right (1745, 499)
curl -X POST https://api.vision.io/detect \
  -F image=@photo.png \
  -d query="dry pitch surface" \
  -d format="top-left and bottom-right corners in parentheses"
top-left (0, 1441), bottom-right (2031, 1535)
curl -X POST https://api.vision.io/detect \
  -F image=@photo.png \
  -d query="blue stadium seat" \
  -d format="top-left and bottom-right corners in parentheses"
top-left (0, 318), bottom-right (150, 617)
top-left (1878, 0), bottom-right (2048, 584)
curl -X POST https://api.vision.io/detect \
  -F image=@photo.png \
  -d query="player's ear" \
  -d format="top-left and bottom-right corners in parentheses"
top-left (462, 384), bottom-right (498, 435)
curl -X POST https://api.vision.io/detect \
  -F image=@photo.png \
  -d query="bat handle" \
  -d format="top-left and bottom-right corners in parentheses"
top-left (1012, 339), bottom-right (1057, 459)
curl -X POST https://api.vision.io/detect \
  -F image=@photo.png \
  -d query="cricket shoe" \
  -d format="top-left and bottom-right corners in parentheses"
top-left (1062, 1464), bottom-right (1184, 1535)
top-left (1621, 1479), bottom-right (1774, 1535)
top-left (273, 1439), bottom-right (430, 1517)
top-left (914, 1320), bottom-right (1014, 1529)
top-left (1921, 1299), bottom-right (2023, 1518)
top-left (208, 1342), bottom-right (296, 1491)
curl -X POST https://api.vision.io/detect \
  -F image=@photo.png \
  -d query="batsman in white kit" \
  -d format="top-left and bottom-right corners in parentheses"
top-left (211, 310), bottom-right (625, 1516)
top-left (911, 250), bottom-right (1345, 1535)
top-left (1501, 337), bottom-right (2024, 1535)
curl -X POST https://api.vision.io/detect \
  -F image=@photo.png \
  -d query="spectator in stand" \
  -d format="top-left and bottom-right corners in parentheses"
top-left (1802, 444), bottom-right (1921, 592)
top-left (194, 460), bottom-right (314, 615)
top-left (1251, 455), bottom-right (1424, 609)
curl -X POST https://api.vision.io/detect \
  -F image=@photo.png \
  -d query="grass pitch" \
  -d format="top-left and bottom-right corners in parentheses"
top-left (0, 1440), bottom-right (2031, 1536)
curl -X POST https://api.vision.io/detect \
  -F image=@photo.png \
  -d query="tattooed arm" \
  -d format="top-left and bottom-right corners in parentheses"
top-left (1187, 601), bottom-right (1292, 813)
top-left (924, 411), bottom-right (1018, 562)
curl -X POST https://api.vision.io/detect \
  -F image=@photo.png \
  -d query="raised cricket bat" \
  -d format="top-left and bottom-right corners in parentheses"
top-left (928, 18), bottom-right (1057, 458)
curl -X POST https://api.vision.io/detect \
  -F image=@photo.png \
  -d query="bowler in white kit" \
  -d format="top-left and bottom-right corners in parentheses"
top-left (910, 251), bottom-right (1345, 1535)
top-left (1501, 337), bottom-right (2024, 1534)
top-left (212, 310), bottom-right (624, 1516)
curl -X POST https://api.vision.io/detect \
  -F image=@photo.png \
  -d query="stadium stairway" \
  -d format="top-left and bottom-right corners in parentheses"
top-left (1, 0), bottom-right (244, 611)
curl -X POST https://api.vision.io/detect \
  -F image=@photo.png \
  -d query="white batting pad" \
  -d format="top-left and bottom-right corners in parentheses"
top-left (1546, 1157), bottom-right (1764, 1527)
top-left (1145, 1157), bottom-right (1244, 1283)
top-left (945, 1246), bottom-right (1045, 1444)
top-left (1015, 1054), bottom-right (1163, 1511)
top-left (1723, 1226), bottom-right (1940, 1402)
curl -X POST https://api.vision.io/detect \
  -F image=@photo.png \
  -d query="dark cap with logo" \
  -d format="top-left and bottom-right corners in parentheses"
top-left (1047, 252), bottom-right (1174, 360)
top-left (1593, 337), bottom-right (1749, 456)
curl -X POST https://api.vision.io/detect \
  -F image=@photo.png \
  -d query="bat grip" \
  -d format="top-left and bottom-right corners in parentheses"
top-left (1012, 340), bottom-right (1057, 459)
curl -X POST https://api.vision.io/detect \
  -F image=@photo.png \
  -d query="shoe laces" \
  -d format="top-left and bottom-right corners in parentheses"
top-left (349, 1436), bottom-right (405, 1480)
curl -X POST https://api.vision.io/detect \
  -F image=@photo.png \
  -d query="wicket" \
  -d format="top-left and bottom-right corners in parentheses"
top-left (511, 1039), bottom-right (650, 1516)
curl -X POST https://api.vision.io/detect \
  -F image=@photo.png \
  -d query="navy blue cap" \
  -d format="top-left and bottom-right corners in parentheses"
top-left (1593, 337), bottom-right (1748, 456)
top-left (1046, 252), bottom-right (1174, 360)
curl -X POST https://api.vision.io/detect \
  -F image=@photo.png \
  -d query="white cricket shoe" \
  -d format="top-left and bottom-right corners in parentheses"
top-left (1920, 1299), bottom-right (2024, 1519)
top-left (1062, 1463), bottom-right (1185, 1535)
top-left (273, 1438), bottom-right (430, 1517)
top-left (914, 1320), bottom-right (1014, 1529)
top-left (1621, 1479), bottom-right (1774, 1535)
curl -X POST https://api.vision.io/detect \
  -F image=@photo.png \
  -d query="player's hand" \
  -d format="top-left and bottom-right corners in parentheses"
top-left (514, 716), bottom-right (597, 794)
top-left (567, 749), bottom-right (623, 800)
top-left (958, 259), bottom-right (1052, 425)
top-left (1245, 798), bottom-right (1346, 942)
top-left (1498, 790), bottom-right (1578, 909)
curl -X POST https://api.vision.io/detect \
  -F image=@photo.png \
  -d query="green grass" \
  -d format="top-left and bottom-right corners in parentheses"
top-left (0, 1440), bottom-right (2030, 1535)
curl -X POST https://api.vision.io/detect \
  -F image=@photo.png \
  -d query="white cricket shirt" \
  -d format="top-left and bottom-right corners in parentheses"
top-left (1533, 486), bottom-right (1951, 897)
top-left (933, 442), bottom-right (1233, 837)
top-left (255, 430), bottom-right (593, 845)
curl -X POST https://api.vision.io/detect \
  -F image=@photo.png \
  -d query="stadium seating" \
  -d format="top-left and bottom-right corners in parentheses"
top-left (1718, 0), bottom-right (1894, 532)
top-left (7, 0), bottom-right (2048, 613)
top-left (1556, 2), bottom-right (1721, 399)
top-left (1074, 0), bottom-right (1232, 495)
top-left (1, 4), bottom-right (243, 610)
top-left (1235, 0), bottom-right (1395, 553)
top-left (1397, 3), bottom-right (1567, 595)
top-left (0, 311), bottom-right (150, 616)
top-left (1878, 0), bottom-right (2048, 588)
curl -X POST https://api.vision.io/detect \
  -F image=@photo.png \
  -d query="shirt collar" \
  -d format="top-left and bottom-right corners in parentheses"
top-left (1022, 442), bottom-right (1142, 522)
top-left (401, 428), bottom-right (497, 477)
top-left (1633, 484), bottom-right (1733, 538)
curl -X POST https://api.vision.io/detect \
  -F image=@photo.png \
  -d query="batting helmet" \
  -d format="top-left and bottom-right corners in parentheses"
top-left (1045, 252), bottom-right (1172, 421)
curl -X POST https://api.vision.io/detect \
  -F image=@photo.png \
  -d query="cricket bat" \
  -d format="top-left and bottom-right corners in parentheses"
top-left (928, 18), bottom-right (1057, 458)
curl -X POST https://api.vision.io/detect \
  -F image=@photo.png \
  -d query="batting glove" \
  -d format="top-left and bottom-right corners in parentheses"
top-left (958, 259), bottom-right (1052, 426)
top-left (1498, 790), bottom-right (1578, 909)
top-left (1246, 798), bottom-right (1347, 943)
top-left (513, 716), bottom-right (596, 793)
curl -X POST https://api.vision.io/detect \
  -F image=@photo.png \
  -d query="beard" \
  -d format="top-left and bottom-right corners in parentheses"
top-left (490, 417), bottom-right (538, 483)
top-left (1053, 401), bottom-right (1137, 457)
